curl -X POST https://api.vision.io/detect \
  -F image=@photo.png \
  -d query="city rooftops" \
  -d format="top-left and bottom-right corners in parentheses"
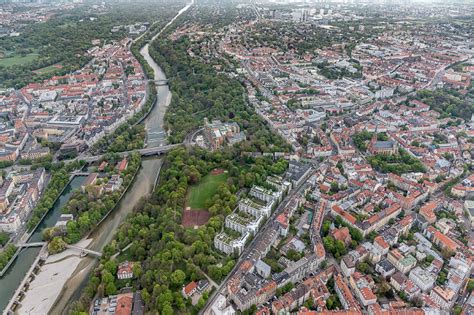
top-left (400, 254), bottom-right (417, 267)
top-left (255, 259), bottom-right (271, 276)
top-left (48, 115), bottom-right (84, 126)
top-left (410, 266), bottom-right (435, 283)
top-left (377, 259), bottom-right (395, 272)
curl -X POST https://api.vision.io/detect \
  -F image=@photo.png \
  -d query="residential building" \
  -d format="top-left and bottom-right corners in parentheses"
top-left (430, 286), bottom-right (456, 310)
top-left (117, 261), bottom-right (134, 280)
top-left (182, 281), bottom-right (198, 298)
top-left (409, 267), bottom-right (436, 292)
top-left (255, 259), bottom-right (271, 279)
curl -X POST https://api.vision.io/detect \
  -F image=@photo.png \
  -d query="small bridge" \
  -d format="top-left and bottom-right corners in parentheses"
top-left (18, 242), bottom-right (46, 248)
top-left (66, 245), bottom-right (102, 258)
top-left (71, 172), bottom-right (91, 176)
top-left (152, 79), bottom-right (169, 86)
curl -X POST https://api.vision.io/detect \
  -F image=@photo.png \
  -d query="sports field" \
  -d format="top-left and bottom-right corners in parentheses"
top-left (0, 53), bottom-right (39, 67)
top-left (187, 172), bottom-right (227, 209)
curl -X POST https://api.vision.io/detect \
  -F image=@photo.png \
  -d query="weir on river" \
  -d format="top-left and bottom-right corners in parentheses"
top-left (0, 1), bottom-right (194, 312)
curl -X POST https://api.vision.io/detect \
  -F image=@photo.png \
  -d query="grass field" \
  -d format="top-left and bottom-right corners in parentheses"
top-left (187, 172), bottom-right (228, 209)
top-left (0, 53), bottom-right (39, 67)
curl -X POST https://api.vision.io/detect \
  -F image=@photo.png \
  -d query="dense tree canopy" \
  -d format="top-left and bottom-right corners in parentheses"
top-left (27, 160), bottom-right (86, 230)
top-left (0, 244), bottom-right (17, 271)
top-left (71, 145), bottom-right (288, 313)
top-left (412, 88), bottom-right (473, 120)
top-left (0, 3), bottom-right (181, 88)
top-left (149, 36), bottom-right (290, 152)
top-left (368, 149), bottom-right (426, 175)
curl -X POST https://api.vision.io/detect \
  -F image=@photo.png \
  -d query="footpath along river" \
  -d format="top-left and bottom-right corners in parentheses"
top-left (44, 1), bottom-right (194, 313)
top-left (0, 175), bottom-right (86, 312)
top-left (1, 1), bottom-right (193, 312)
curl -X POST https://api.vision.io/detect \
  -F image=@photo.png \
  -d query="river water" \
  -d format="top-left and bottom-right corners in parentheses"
top-left (1, 1), bottom-right (193, 312)
top-left (49, 158), bottom-right (162, 314)
top-left (140, 0), bottom-right (193, 147)
top-left (0, 175), bottom-right (86, 312)
top-left (48, 39), bottom-right (172, 313)
top-left (49, 1), bottom-right (194, 312)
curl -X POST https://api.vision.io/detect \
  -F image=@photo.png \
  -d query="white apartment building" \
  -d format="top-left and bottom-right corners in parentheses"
top-left (250, 186), bottom-right (276, 203)
top-left (266, 176), bottom-right (292, 195)
top-left (214, 231), bottom-right (250, 256)
top-left (210, 294), bottom-right (236, 315)
top-left (0, 214), bottom-right (21, 233)
top-left (409, 266), bottom-right (436, 292)
top-left (239, 198), bottom-right (273, 218)
top-left (225, 212), bottom-right (264, 236)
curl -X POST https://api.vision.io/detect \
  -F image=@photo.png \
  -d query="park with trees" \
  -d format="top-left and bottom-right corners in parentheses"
top-left (149, 35), bottom-right (290, 153)
top-left (0, 244), bottom-right (17, 271)
top-left (368, 148), bottom-right (426, 175)
top-left (43, 152), bottom-right (141, 247)
top-left (70, 145), bottom-right (289, 314)
top-left (411, 88), bottom-right (473, 121)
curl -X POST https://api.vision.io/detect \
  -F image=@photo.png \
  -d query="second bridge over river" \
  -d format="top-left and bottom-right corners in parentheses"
top-left (151, 79), bottom-right (169, 86)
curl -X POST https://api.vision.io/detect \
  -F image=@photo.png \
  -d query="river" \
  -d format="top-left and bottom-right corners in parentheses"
top-left (141, 0), bottom-right (194, 148)
top-left (1, 1), bottom-right (193, 312)
top-left (0, 175), bottom-right (86, 312)
top-left (48, 158), bottom-right (162, 314)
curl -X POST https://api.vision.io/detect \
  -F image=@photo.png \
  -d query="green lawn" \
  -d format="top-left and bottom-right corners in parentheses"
top-left (0, 53), bottom-right (39, 67)
top-left (187, 173), bottom-right (228, 209)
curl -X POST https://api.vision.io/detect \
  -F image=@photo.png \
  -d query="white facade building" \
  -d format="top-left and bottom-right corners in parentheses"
top-left (409, 266), bottom-right (436, 292)
top-left (0, 214), bottom-right (21, 233)
top-left (239, 198), bottom-right (273, 218)
top-left (214, 231), bottom-right (249, 255)
top-left (225, 212), bottom-right (263, 236)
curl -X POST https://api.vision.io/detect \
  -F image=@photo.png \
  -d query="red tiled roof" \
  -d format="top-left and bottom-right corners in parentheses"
top-left (433, 230), bottom-right (459, 252)
top-left (183, 281), bottom-right (197, 295)
top-left (118, 158), bottom-right (128, 171)
top-left (419, 202), bottom-right (437, 221)
top-left (115, 293), bottom-right (133, 315)
top-left (331, 227), bottom-right (350, 242)
top-left (374, 236), bottom-right (389, 249)
top-left (332, 205), bottom-right (357, 225)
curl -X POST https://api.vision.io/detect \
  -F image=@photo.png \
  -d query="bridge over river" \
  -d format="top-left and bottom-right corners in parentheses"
top-left (152, 79), bottom-right (169, 86)
top-left (66, 143), bottom-right (181, 164)
top-left (66, 245), bottom-right (102, 258)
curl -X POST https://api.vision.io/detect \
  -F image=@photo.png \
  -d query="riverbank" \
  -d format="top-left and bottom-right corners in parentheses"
top-left (0, 175), bottom-right (86, 313)
top-left (86, 155), bottom-right (142, 238)
top-left (15, 239), bottom-right (92, 314)
top-left (2, 156), bottom-right (140, 314)
top-left (139, 0), bottom-right (194, 149)
top-left (0, 173), bottom-right (75, 278)
top-left (2, 1), bottom-right (193, 312)
top-left (48, 158), bottom-right (163, 315)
